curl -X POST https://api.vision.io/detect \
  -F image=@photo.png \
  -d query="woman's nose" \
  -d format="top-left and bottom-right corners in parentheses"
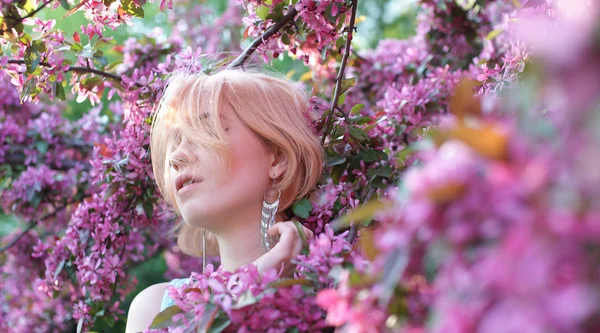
top-left (168, 140), bottom-right (196, 171)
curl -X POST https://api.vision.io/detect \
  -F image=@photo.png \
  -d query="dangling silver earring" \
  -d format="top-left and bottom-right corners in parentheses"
top-left (261, 177), bottom-right (281, 252)
top-left (202, 228), bottom-right (207, 274)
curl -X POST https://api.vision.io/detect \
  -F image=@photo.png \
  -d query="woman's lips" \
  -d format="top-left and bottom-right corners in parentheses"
top-left (177, 180), bottom-right (203, 197)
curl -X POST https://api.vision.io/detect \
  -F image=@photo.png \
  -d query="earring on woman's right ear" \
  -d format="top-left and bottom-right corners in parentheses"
top-left (261, 176), bottom-right (281, 252)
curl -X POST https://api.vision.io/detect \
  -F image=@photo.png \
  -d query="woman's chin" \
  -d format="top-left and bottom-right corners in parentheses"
top-left (181, 211), bottom-right (218, 228)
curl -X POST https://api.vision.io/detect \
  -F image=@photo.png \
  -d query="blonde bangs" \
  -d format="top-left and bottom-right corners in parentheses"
top-left (150, 72), bottom-right (233, 213)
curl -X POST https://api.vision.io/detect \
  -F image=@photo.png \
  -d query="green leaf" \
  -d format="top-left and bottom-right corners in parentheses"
top-left (337, 92), bottom-right (347, 105)
top-left (142, 200), bottom-right (154, 219)
top-left (92, 37), bottom-right (116, 51)
top-left (267, 278), bottom-right (312, 289)
top-left (20, 0), bottom-right (36, 12)
top-left (194, 305), bottom-right (219, 332)
top-left (53, 259), bottom-right (66, 279)
top-left (281, 33), bottom-right (290, 45)
top-left (291, 198), bottom-right (312, 219)
top-left (77, 317), bottom-right (84, 333)
top-left (358, 149), bottom-right (388, 163)
top-left (70, 43), bottom-right (83, 52)
top-left (485, 28), bottom-right (503, 40)
top-left (339, 77), bottom-right (355, 96)
top-left (104, 182), bottom-right (119, 200)
top-left (366, 165), bottom-right (393, 178)
top-left (122, 0), bottom-right (144, 18)
top-left (18, 33), bottom-right (32, 45)
top-left (351, 103), bottom-right (365, 115)
top-left (292, 218), bottom-right (309, 255)
top-left (150, 305), bottom-right (182, 329)
top-left (31, 195), bottom-right (42, 210)
top-left (455, 0), bottom-right (476, 10)
top-left (93, 53), bottom-right (108, 67)
top-left (320, 47), bottom-right (328, 61)
top-left (335, 35), bottom-right (345, 50)
top-left (331, 164), bottom-right (346, 185)
top-left (352, 116), bottom-right (373, 125)
top-left (331, 199), bottom-right (393, 230)
top-left (35, 141), bottom-right (49, 154)
top-left (325, 154), bottom-right (346, 167)
top-left (371, 177), bottom-right (388, 189)
top-left (330, 125), bottom-right (346, 140)
top-left (348, 126), bottom-right (368, 142)
top-left (24, 40), bottom-right (45, 74)
top-left (207, 314), bottom-right (231, 333)
top-left (82, 76), bottom-right (103, 87)
top-left (379, 246), bottom-right (410, 306)
top-left (256, 0), bottom-right (272, 20)
top-left (54, 81), bottom-right (66, 100)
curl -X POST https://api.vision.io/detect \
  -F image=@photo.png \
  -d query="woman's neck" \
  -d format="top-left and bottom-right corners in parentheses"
top-left (211, 208), bottom-right (287, 273)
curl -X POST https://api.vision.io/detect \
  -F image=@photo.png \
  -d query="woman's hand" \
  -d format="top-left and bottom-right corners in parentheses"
top-left (253, 221), bottom-right (314, 278)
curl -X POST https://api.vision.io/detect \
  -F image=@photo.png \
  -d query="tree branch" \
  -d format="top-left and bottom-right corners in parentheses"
top-left (227, 7), bottom-right (299, 70)
top-left (6, 59), bottom-right (144, 87)
top-left (345, 185), bottom-right (376, 244)
top-left (0, 204), bottom-right (67, 253)
top-left (4, 151), bottom-right (87, 171)
top-left (4, 139), bottom-right (93, 171)
top-left (21, 0), bottom-right (54, 22)
top-left (320, 0), bottom-right (359, 147)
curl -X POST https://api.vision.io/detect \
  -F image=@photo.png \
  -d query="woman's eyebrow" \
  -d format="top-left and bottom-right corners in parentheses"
top-left (199, 113), bottom-right (229, 120)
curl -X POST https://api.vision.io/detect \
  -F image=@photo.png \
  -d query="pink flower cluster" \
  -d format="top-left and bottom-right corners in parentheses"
top-left (150, 224), bottom-right (353, 332)
top-left (236, 0), bottom-right (351, 67)
top-left (3, 0), bottom-right (594, 332)
top-left (1, 232), bottom-right (73, 333)
top-left (313, 1), bottom-right (600, 332)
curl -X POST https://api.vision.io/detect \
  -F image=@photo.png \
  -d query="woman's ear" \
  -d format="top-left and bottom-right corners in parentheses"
top-left (269, 147), bottom-right (288, 180)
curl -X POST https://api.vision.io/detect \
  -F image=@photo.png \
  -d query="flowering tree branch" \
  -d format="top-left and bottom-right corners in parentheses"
top-left (345, 186), bottom-right (376, 244)
top-left (4, 151), bottom-right (85, 170)
top-left (0, 0), bottom-right (55, 35)
top-left (320, 0), bottom-right (359, 146)
top-left (4, 139), bottom-right (93, 171)
top-left (0, 203), bottom-right (67, 253)
top-left (6, 59), bottom-right (144, 87)
top-left (227, 7), bottom-right (299, 69)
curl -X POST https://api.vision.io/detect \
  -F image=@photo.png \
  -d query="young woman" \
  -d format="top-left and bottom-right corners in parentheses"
top-left (125, 68), bottom-right (324, 332)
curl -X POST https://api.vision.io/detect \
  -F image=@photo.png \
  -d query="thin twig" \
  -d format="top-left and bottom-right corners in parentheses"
top-left (22, 0), bottom-right (54, 21)
top-left (0, 204), bottom-right (67, 253)
top-left (227, 7), bottom-right (299, 69)
top-left (0, 0), bottom-right (55, 34)
top-left (4, 151), bottom-right (87, 170)
top-left (320, 0), bottom-right (359, 146)
top-left (345, 186), bottom-right (376, 244)
top-left (5, 60), bottom-right (144, 87)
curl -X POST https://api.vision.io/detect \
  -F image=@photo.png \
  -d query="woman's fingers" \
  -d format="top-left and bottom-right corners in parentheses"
top-left (257, 222), bottom-right (316, 277)
top-left (303, 226), bottom-right (314, 240)
top-left (268, 223), bottom-right (297, 254)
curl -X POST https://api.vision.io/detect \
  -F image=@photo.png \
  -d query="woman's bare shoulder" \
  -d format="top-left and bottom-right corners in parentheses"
top-left (125, 282), bottom-right (169, 333)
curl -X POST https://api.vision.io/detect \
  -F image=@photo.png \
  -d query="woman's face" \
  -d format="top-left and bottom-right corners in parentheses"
top-left (166, 103), bottom-right (273, 230)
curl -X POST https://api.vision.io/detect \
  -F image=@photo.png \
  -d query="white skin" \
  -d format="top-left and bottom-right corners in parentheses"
top-left (125, 103), bottom-right (314, 333)
top-left (167, 102), bottom-right (314, 276)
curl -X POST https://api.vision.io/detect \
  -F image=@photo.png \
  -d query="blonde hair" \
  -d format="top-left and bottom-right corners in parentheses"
top-left (150, 67), bottom-right (324, 257)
